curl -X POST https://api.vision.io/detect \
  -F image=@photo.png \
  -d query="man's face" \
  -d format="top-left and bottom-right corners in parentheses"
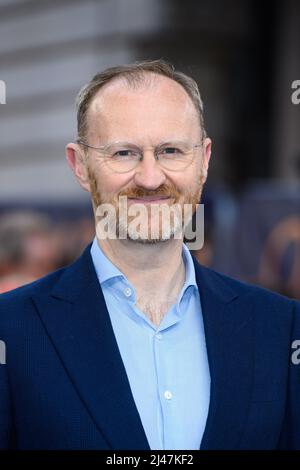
top-left (76, 74), bottom-right (211, 243)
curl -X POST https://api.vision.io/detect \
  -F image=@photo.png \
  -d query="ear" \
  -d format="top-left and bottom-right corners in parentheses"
top-left (65, 143), bottom-right (91, 192)
top-left (201, 137), bottom-right (212, 182)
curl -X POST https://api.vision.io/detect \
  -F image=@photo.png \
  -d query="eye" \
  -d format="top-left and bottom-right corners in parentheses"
top-left (159, 146), bottom-right (184, 157)
top-left (113, 149), bottom-right (139, 158)
top-left (115, 150), bottom-right (131, 157)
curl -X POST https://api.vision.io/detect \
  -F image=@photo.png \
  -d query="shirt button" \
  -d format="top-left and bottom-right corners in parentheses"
top-left (164, 390), bottom-right (172, 400)
top-left (156, 333), bottom-right (163, 340)
top-left (123, 287), bottom-right (132, 297)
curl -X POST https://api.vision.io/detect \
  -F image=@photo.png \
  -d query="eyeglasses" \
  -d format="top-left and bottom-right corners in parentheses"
top-left (77, 140), bottom-right (202, 173)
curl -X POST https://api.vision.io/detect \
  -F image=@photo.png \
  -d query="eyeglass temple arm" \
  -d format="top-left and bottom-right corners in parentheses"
top-left (76, 140), bottom-right (106, 150)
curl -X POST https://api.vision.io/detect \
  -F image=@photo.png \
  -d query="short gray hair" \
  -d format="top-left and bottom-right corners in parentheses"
top-left (76, 59), bottom-right (207, 142)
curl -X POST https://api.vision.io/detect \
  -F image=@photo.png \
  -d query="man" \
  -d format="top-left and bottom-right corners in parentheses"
top-left (0, 60), bottom-right (299, 450)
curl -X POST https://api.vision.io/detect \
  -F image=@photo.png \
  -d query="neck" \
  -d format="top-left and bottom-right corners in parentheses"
top-left (97, 236), bottom-right (186, 326)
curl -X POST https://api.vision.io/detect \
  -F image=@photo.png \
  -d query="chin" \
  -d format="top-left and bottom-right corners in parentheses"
top-left (124, 225), bottom-right (183, 244)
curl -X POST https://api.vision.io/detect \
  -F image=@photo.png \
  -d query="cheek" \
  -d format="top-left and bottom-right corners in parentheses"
top-left (172, 167), bottom-right (202, 194)
top-left (91, 164), bottom-right (134, 195)
top-left (191, 160), bottom-right (205, 186)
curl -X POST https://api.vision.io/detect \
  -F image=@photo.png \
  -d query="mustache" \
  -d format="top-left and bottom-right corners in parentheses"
top-left (118, 183), bottom-right (182, 200)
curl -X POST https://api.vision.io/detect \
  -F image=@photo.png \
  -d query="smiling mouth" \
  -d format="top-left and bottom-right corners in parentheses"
top-left (127, 196), bottom-right (172, 203)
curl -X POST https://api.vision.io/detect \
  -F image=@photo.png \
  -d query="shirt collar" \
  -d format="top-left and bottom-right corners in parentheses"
top-left (181, 242), bottom-right (198, 292)
top-left (90, 237), bottom-right (198, 294)
top-left (90, 237), bottom-right (124, 284)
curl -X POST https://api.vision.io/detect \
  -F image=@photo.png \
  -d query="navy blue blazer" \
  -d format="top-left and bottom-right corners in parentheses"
top-left (0, 244), bottom-right (299, 450)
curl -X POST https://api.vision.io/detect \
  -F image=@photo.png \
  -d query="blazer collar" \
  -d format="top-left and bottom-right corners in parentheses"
top-left (32, 245), bottom-right (254, 450)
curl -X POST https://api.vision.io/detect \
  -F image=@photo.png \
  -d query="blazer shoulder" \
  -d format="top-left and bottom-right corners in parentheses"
top-left (0, 244), bottom-right (93, 324)
top-left (0, 266), bottom-right (67, 313)
top-left (193, 257), bottom-right (298, 310)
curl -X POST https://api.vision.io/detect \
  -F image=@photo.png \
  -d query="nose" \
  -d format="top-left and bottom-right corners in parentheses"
top-left (133, 149), bottom-right (166, 190)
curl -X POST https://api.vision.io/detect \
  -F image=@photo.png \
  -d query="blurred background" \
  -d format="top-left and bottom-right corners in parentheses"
top-left (0, 0), bottom-right (299, 298)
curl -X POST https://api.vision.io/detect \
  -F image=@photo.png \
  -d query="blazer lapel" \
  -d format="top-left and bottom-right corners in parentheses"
top-left (32, 246), bottom-right (149, 450)
top-left (193, 260), bottom-right (255, 450)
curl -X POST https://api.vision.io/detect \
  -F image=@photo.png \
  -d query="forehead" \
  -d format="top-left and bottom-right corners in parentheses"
top-left (87, 73), bottom-right (200, 142)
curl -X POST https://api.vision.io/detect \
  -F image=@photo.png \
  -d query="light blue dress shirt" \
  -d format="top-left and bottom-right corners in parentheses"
top-left (91, 238), bottom-right (211, 450)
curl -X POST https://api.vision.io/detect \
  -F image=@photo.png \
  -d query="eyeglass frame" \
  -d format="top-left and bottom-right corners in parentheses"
top-left (76, 139), bottom-right (204, 173)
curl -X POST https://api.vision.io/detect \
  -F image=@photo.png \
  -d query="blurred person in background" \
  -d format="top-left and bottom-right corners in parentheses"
top-left (0, 212), bottom-right (60, 293)
top-left (0, 60), bottom-right (299, 450)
